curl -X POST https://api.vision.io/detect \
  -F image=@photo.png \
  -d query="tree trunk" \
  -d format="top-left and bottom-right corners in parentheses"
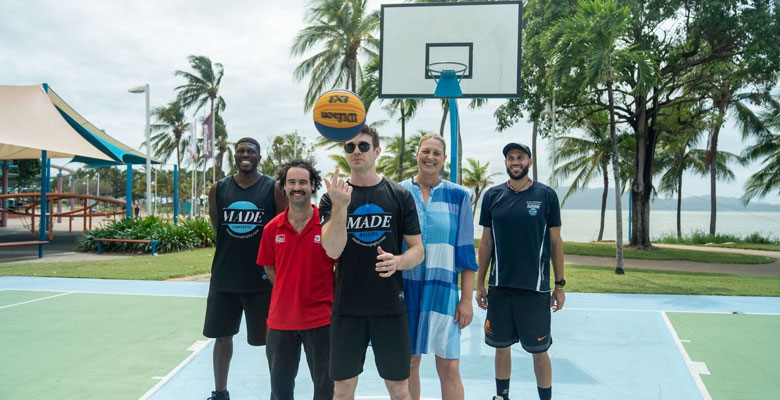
top-left (439, 101), bottom-right (449, 136)
top-left (630, 94), bottom-right (654, 249)
top-left (210, 98), bottom-right (215, 184)
top-left (677, 175), bottom-right (683, 239)
top-left (398, 103), bottom-right (406, 182)
top-left (472, 189), bottom-right (480, 216)
top-left (532, 118), bottom-right (539, 181)
top-left (708, 98), bottom-right (728, 236)
top-left (607, 82), bottom-right (624, 274)
top-left (598, 163), bottom-right (608, 241)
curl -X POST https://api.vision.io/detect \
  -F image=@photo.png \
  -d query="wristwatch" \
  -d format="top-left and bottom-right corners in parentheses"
top-left (554, 279), bottom-right (566, 288)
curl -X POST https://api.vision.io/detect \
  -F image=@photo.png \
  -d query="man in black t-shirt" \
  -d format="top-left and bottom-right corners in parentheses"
top-left (476, 143), bottom-right (566, 400)
top-left (320, 125), bottom-right (424, 400)
top-left (203, 137), bottom-right (286, 400)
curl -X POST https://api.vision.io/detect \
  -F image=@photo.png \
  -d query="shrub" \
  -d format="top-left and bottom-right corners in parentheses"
top-left (77, 216), bottom-right (215, 254)
top-left (655, 229), bottom-right (779, 245)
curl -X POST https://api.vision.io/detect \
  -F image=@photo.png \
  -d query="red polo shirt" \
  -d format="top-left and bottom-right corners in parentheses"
top-left (256, 205), bottom-right (335, 330)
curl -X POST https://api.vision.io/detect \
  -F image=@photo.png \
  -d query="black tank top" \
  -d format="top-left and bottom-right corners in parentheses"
top-left (210, 174), bottom-right (276, 292)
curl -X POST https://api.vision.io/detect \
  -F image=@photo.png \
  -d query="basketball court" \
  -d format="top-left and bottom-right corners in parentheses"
top-left (1, 276), bottom-right (778, 400)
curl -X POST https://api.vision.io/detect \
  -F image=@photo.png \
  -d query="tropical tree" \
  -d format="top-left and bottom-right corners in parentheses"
top-left (462, 158), bottom-right (499, 216)
top-left (384, 99), bottom-right (422, 181)
top-left (376, 133), bottom-right (422, 181)
top-left (550, 111), bottom-right (615, 241)
top-left (259, 132), bottom-right (316, 176)
top-left (291, 0), bottom-right (380, 111)
top-left (742, 95), bottom-right (780, 203)
top-left (213, 114), bottom-right (231, 179)
top-left (547, 0), bottom-right (658, 273)
top-left (175, 55), bottom-right (226, 183)
top-left (148, 101), bottom-right (189, 166)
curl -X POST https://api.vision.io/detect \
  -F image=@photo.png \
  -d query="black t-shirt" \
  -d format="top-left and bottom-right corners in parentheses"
top-left (211, 174), bottom-right (276, 293)
top-left (319, 178), bottom-right (421, 316)
top-left (479, 181), bottom-right (561, 292)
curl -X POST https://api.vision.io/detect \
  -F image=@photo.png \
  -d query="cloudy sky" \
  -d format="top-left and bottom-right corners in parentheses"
top-left (2, 0), bottom-right (777, 205)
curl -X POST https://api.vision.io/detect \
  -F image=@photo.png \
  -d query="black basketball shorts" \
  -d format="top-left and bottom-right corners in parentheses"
top-left (329, 313), bottom-right (411, 381)
top-left (484, 286), bottom-right (552, 353)
top-left (202, 290), bottom-right (271, 346)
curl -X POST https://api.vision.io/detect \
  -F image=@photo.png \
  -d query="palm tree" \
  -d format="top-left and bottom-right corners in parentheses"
top-left (213, 114), bottom-right (232, 180)
top-left (742, 96), bottom-right (780, 204)
top-left (551, 112), bottom-right (613, 241)
top-left (376, 133), bottom-right (422, 181)
top-left (384, 99), bottom-right (421, 181)
top-left (291, 0), bottom-right (379, 111)
top-left (462, 158), bottom-right (500, 217)
top-left (148, 101), bottom-right (189, 166)
top-left (547, 0), bottom-right (657, 274)
top-left (175, 55), bottom-right (226, 183)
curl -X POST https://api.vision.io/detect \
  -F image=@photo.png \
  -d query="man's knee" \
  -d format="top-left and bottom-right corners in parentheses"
top-left (532, 351), bottom-right (549, 362)
top-left (334, 378), bottom-right (357, 398)
top-left (435, 357), bottom-right (461, 382)
top-left (385, 379), bottom-right (410, 400)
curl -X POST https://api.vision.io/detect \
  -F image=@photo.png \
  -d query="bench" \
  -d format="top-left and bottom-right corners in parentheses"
top-left (0, 240), bottom-right (49, 248)
top-left (94, 238), bottom-right (161, 256)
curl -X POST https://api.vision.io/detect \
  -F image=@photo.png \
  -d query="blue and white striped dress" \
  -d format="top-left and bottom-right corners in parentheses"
top-left (401, 177), bottom-right (479, 359)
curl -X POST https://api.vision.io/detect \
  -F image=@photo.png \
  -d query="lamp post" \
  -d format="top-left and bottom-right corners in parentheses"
top-left (129, 84), bottom-right (151, 217)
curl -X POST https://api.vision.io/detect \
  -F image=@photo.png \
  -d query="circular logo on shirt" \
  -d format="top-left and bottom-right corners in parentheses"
top-left (223, 201), bottom-right (265, 237)
top-left (347, 203), bottom-right (392, 245)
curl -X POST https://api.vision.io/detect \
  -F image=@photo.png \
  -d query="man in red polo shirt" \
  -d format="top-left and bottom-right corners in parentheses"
top-left (257, 159), bottom-right (336, 400)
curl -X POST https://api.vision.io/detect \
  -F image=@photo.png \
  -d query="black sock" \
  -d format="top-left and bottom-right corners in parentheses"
top-left (538, 386), bottom-right (551, 400)
top-left (496, 378), bottom-right (510, 399)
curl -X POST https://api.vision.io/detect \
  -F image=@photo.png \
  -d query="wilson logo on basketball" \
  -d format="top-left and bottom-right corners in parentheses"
top-left (319, 111), bottom-right (359, 123)
top-left (328, 95), bottom-right (350, 103)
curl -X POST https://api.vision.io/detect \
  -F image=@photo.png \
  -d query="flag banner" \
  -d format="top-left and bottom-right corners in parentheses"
top-left (186, 120), bottom-right (198, 165)
top-left (202, 113), bottom-right (214, 159)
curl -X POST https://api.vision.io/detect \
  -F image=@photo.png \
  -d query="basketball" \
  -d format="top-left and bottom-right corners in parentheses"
top-left (312, 89), bottom-right (366, 141)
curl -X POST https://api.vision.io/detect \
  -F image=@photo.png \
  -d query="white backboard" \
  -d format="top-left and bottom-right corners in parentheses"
top-left (379, 1), bottom-right (522, 99)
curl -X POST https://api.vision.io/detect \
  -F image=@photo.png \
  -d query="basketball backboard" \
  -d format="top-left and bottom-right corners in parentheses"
top-left (379, 1), bottom-right (522, 99)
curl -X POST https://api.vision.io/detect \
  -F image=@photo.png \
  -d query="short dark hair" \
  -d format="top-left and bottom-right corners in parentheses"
top-left (276, 159), bottom-right (322, 192)
top-left (359, 125), bottom-right (380, 148)
top-left (235, 137), bottom-right (261, 152)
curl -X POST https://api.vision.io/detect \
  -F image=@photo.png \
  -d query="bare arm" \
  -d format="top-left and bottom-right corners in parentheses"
top-left (476, 226), bottom-right (493, 310)
top-left (273, 185), bottom-right (288, 216)
top-left (263, 266), bottom-right (276, 285)
top-left (455, 269), bottom-right (475, 329)
top-left (375, 234), bottom-right (424, 278)
top-left (208, 183), bottom-right (218, 231)
top-left (549, 226), bottom-right (565, 311)
top-left (321, 168), bottom-right (351, 260)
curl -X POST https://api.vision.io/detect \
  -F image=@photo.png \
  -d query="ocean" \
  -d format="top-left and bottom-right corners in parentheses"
top-left (473, 210), bottom-right (780, 242)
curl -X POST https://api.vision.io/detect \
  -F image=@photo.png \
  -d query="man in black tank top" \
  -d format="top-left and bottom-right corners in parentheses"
top-left (203, 137), bottom-right (287, 400)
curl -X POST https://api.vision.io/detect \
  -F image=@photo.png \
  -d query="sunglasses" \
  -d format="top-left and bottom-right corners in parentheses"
top-left (344, 141), bottom-right (371, 154)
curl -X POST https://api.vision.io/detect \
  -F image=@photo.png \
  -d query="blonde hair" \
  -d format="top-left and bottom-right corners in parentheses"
top-left (417, 133), bottom-right (447, 155)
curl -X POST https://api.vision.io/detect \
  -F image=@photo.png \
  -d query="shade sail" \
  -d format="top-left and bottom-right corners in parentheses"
top-left (0, 85), bottom-right (116, 161)
top-left (48, 88), bottom-right (161, 166)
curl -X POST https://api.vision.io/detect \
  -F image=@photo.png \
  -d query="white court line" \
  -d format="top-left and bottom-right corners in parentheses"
top-left (0, 291), bottom-right (72, 310)
top-left (661, 311), bottom-right (712, 400)
top-left (139, 339), bottom-right (213, 400)
top-left (6, 288), bottom-right (205, 299)
top-left (356, 398), bottom-right (440, 400)
top-left (566, 307), bottom-right (780, 316)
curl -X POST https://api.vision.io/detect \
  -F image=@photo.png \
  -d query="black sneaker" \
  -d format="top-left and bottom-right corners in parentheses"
top-left (207, 390), bottom-right (230, 400)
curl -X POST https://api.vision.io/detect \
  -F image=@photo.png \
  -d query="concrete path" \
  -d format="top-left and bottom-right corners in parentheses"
top-left (566, 254), bottom-right (780, 277)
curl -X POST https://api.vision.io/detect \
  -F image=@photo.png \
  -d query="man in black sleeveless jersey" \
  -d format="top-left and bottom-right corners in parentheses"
top-left (320, 125), bottom-right (424, 400)
top-left (203, 137), bottom-right (287, 400)
top-left (476, 143), bottom-right (565, 400)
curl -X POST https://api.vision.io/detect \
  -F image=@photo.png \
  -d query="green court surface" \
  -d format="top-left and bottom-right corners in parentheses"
top-left (0, 290), bottom-right (205, 399)
top-left (667, 312), bottom-right (780, 400)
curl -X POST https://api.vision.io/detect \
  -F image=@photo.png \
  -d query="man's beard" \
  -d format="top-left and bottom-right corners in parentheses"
top-left (506, 165), bottom-right (529, 180)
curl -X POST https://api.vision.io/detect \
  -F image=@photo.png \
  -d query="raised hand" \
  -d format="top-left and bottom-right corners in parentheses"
top-left (324, 168), bottom-right (352, 209)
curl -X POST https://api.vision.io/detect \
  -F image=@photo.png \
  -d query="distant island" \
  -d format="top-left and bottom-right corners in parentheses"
top-left (552, 186), bottom-right (780, 212)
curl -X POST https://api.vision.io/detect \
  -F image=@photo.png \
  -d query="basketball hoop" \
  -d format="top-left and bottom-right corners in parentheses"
top-left (427, 62), bottom-right (467, 98)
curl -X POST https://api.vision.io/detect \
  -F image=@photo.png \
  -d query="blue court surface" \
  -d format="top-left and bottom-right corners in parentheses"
top-left (1, 276), bottom-right (778, 400)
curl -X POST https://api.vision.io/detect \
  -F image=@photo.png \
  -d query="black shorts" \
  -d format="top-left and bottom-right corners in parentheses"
top-left (203, 290), bottom-right (271, 346)
top-left (484, 286), bottom-right (552, 353)
top-left (329, 314), bottom-right (410, 381)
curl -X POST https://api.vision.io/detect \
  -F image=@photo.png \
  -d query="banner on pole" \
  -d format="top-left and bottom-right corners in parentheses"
top-left (186, 120), bottom-right (198, 165)
top-left (202, 113), bottom-right (213, 159)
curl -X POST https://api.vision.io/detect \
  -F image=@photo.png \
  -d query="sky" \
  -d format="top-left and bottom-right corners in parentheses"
top-left (2, 0), bottom-right (778, 205)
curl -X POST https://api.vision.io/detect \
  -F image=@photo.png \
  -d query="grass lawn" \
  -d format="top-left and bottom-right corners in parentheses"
top-left (0, 248), bottom-right (214, 280)
top-left (698, 242), bottom-right (780, 252)
top-left (563, 241), bottom-right (775, 264)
